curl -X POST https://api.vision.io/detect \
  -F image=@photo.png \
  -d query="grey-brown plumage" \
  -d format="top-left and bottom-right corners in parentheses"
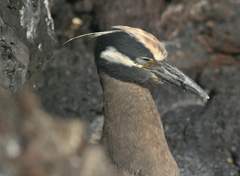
top-left (100, 72), bottom-right (179, 176)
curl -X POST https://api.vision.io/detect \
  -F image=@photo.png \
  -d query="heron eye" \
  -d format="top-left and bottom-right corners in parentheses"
top-left (136, 57), bottom-right (154, 65)
top-left (140, 57), bottom-right (152, 61)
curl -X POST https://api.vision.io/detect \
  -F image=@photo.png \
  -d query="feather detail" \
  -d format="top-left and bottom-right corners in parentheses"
top-left (63, 30), bottom-right (121, 46)
top-left (112, 26), bottom-right (167, 61)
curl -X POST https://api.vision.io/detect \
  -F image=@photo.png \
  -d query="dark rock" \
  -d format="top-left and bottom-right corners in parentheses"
top-left (160, 0), bottom-right (240, 68)
top-left (50, 0), bottom-right (74, 39)
top-left (162, 66), bottom-right (240, 176)
top-left (0, 88), bottom-right (115, 176)
top-left (195, 1), bottom-right (240, 54)
top-left (38, 41), bottom-right (102, 121)
top-left (93, 0), bottom-right (166, 35)
top-left (0, 0), bottom-right (55, 91)
top-left (0, 27), bottom-right (29, 91)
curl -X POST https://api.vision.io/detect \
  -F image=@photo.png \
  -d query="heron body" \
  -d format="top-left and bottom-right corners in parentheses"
top-left (65, 26), bottom-right (209, 176)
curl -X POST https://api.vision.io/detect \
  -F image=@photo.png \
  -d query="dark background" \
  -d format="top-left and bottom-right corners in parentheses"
top-left (0, 0), bottom-right (239, 176)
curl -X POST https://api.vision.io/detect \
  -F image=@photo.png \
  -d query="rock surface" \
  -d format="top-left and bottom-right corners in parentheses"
top-left (0, 0), bottom-right (55, 92)
top-left (163, 66), bottom-right (240, 176)
top-left (0, 88), bottom-right (115, 176)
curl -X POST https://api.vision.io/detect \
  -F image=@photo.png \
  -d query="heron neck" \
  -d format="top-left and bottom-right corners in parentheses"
top-left (99, 72), bottom-right (179, 176)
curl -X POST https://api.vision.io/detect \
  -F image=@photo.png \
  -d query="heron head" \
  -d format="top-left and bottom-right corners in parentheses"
top-left (65, 26), bottom-right (209, 102)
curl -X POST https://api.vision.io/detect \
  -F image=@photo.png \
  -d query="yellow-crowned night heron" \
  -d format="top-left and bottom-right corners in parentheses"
top-left (65, 26), bottom-right (209, 176)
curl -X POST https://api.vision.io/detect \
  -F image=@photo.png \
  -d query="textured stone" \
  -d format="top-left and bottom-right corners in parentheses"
top-left (94, 0), bottom-right (166, 35)
top-left (38, 41), bottom-right (102, 121)
top-left (0, 88), bottom-right (115, 176)
top-left (0, 0), bottom-right (55, 91)
top-left (162, 66), bottom-right (240, 176)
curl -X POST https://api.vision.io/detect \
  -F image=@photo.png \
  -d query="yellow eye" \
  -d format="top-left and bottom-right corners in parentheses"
top-left (142, 60), bottom-right (157, 69)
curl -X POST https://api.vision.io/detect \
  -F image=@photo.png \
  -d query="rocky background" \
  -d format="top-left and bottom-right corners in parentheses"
top-left (0, 0), bottom-right (240, 176)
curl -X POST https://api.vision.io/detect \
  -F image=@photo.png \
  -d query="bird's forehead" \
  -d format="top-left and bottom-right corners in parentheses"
top-left (96, 31), bottom-right (154, 62)
top-left (113, 26), bottom-right (168, 61)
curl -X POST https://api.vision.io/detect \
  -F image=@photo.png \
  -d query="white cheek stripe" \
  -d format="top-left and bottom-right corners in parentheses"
top-left (100, 47), bottom-right (142, 68)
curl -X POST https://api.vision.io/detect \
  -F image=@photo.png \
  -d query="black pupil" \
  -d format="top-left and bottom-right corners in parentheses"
top-left (142, 57), bottom-right (151, 61)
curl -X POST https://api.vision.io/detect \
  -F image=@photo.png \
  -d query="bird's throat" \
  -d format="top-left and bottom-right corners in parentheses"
top-left (99, 72), bottom-right (179, 176)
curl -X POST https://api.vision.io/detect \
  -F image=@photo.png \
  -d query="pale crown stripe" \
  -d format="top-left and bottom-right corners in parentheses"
top-left (100, 47), bottom-right (142, 68)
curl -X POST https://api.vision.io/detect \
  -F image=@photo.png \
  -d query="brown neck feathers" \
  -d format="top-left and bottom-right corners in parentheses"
top-left (100, 72), bottom-right (179, 176)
